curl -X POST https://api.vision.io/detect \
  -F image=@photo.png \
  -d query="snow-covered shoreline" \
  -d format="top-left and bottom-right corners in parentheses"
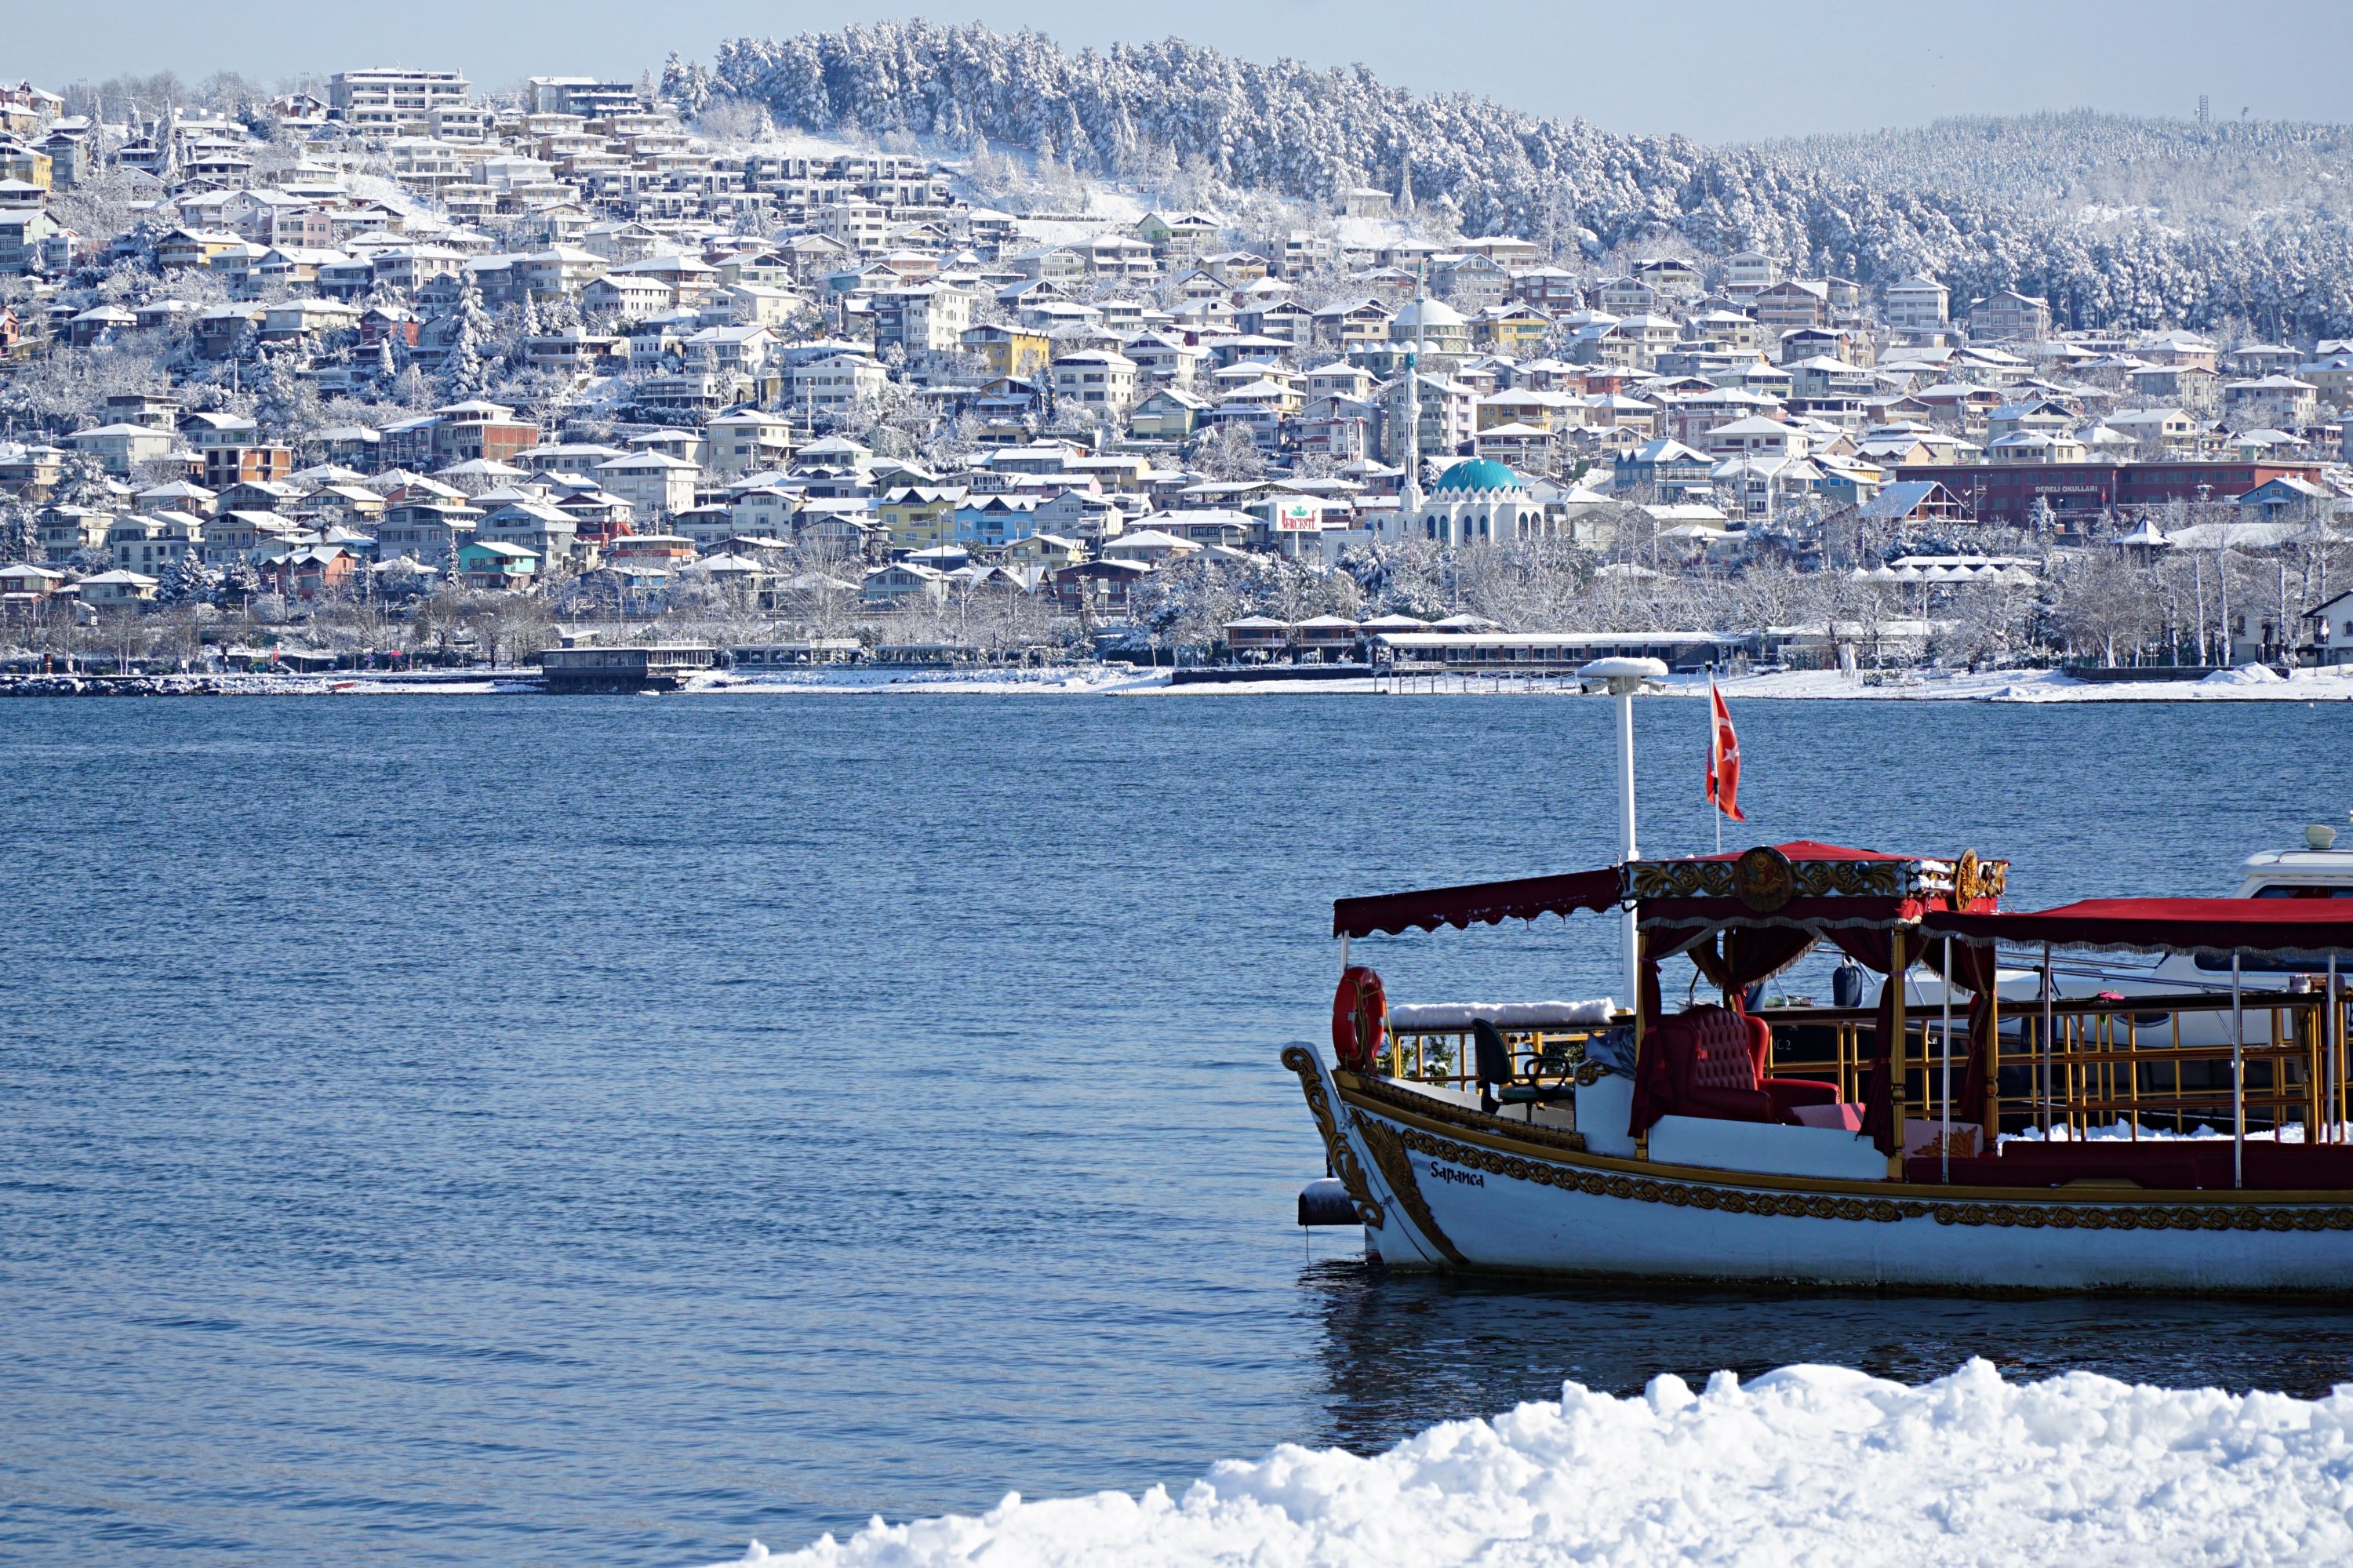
top-left (11, 664), bottom-right (2353, 702)
top-left (711, 1359), bottom-right (2353, 1566)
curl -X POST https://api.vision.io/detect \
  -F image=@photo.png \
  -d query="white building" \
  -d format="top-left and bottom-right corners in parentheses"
top-left (704, 408), bottom-right (795, 480)
top-left (1884, 275), bottom-right (1951, 333)
top-left (1379, 457), bottom-right (1547, 546)
top-left (786, 352), bottom-right (888, 417)
top-left (1049, 349), bottom-right (1139, 413)
top-left (329, 68), bottom-right (471, 136)
top-left (871, 284), bottom-right (976, 355)
top-left (594, 451), bottom-right (700, 519)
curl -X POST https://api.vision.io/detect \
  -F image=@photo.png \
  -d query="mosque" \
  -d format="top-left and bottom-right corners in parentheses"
top-left (1377, 457), bottom-right (1551, 546)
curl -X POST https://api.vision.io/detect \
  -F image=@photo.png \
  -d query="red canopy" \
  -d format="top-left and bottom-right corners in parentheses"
top-left (1330, 843), bottom-right (1995, 940)
top-left (1643, 839), bottom-right (1915, 864)
top-left (1332, 868), bottom-right (1620, 939)
top-left (1924, 898), bottom-right (2353, 960)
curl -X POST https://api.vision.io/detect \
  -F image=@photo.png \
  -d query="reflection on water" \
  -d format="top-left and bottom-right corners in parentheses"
top-left (1304, 1257), bottom-right (2353, 1452)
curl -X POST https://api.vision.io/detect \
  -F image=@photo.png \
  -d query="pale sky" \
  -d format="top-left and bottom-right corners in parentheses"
top-left (14, 0), bottom-right (2353, 144)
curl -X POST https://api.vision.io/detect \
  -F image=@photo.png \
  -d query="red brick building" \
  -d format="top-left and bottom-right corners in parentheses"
top-left (1900, 460), bottom-right (2328, 526)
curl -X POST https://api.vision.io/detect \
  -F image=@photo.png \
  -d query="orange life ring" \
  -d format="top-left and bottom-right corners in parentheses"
top-left (1332, 965), bottom-right (1387, 1071)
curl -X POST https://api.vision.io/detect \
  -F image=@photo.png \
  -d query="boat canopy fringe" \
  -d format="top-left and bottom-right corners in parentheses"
top-left (1331, 868), bottom-right (1620, 938)
top-left (1925, 899), bottom-right (2353, 960)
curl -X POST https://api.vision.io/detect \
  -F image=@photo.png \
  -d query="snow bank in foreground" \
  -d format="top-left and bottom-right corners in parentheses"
top-left (713, 1361), bottom-right (2353, 1566)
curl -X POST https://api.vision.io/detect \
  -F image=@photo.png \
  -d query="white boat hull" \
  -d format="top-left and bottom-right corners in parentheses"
top-left (1286, 1046), bottom-right (2353, 1293)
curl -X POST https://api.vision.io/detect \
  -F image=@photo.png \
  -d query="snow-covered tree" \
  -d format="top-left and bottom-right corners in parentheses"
top-left (1191, 420), bottom-right (1264, 481)
top-left (0, 504), bottom-right (38, 565)
top-left (217, 556), bottom-right (262, 609)
top-left (437, 278), bottom-right (493, 401)
top-left (156, 549), bottom-right (216, 606)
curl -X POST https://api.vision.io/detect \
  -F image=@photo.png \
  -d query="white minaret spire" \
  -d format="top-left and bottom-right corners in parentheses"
top-left (1402, 262), bottom-right (1425, 515)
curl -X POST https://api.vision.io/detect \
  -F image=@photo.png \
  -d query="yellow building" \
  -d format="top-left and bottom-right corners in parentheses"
top-left (999, 532), bottom-right (1085, 569)
top-left (1473, 303), bottom-right (1551, 354)
top-left (880, 486), bottom-right (969, 552)
top-left (0, 143), bottom-right (52, 190)
top-left (958, 324), bottom-right (1051, 381)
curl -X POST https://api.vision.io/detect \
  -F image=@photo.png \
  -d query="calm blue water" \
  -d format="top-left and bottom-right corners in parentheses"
top-left (8, 693), bottom-right (2353, 1565)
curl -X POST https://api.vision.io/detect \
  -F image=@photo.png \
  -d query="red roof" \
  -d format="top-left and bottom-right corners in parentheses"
top-left (1926, 898), bottom-right (2353, 959)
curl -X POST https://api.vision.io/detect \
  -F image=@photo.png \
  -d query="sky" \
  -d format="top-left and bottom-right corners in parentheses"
top-left (14, 0), bottom-right (2353, 144)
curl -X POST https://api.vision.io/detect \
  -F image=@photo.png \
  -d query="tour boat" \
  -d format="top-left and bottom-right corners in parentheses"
top-left (1293, 842), bottom-right (2353, 1293)
top-left (1289, 662), bottom-right (2353, 1293)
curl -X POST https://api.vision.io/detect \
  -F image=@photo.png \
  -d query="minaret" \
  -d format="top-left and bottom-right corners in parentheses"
top-left (1402, 263), bottom-right (1424, 517)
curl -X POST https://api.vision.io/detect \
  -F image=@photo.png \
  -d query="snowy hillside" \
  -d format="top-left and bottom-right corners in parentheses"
top-left (1758, 111), bottom-right (2353, 224)
top-left (661, 22), bottom-right (2353, 338)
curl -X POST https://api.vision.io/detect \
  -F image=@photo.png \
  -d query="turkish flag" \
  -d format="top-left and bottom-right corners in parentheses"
top-left (1705, 678), bottom-right (1745, 823)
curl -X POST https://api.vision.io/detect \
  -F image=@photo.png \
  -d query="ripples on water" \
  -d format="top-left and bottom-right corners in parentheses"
top-left (3, 694), bottom-right (2350, 1564)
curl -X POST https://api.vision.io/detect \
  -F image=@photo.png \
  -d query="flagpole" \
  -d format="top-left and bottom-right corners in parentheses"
top-left (1710, 674), bottom-right (1722, 855)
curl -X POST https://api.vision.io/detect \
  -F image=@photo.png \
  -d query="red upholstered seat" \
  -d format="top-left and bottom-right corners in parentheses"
top-left (1689, 1008), bottom-right (1758, 1089)
top-left (1649, 1005), bottom-right (1842, 1126)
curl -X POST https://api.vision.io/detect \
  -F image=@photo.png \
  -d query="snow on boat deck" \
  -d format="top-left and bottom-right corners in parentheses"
top-left (716, 1359), bottom-right (2353, 1566)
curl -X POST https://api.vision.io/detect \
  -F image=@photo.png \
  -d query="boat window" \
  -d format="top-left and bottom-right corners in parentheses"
top-left (2253, 885), bottom-right (2353, 899)
top-left (2193, 950), bottom-right (2343, 972)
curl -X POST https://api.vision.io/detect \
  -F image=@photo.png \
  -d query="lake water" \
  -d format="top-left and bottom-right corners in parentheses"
top-left (7, 693), bottom-right (2353, 1565)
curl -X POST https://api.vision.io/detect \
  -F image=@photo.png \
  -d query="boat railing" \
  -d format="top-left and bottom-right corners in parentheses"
top-left (1761, 990), bottom-right (2351, 1143)
top-left (1747, 1004), bottom-right (1878, 1104)
top-left (1383, 1024), bottom-right (1614, 1091)
top-left (1383, 988), bottom-right (2351, 1145)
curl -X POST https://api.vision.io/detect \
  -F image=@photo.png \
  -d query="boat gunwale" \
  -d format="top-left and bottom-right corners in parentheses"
top-left (1333, 1068), bottom-right (2353, 1206)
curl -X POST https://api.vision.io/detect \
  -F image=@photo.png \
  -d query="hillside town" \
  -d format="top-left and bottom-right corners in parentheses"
top-left (3, 66), bottom-right (2351, 680)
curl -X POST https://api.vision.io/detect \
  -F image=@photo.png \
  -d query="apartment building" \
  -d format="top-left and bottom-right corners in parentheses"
top-left (329, 69), bottom-right (471, 135)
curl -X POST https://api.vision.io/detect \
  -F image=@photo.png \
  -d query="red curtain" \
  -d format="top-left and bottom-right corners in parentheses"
top-left (1690, 926), bottom-right (1817, 1004)
top-left (1821, 926), bottom-right (1900, 1153)
top-left (1637, 924), bottom-right (1714, 1025)
top-left (1632, 926), bottom-right (1710, 1133)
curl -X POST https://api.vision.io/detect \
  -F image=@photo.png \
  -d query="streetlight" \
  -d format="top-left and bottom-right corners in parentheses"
top-left (1580, 656), bottom-right (1668, 1006)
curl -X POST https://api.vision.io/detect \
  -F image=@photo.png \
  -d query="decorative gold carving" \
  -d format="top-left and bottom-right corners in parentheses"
top-left (1627, 859), bottom-right (1736, 900)
top-left (1734, 845), bottom-right (1796, 913)
top-left (1794, 859), bottom-right (1907, 898)
top-left (1352, 1111), bottom-right (1470, 1265)
top-left (1627, 857), bottom-right (1909, 903)
top-left (1372, 1118), bottom-right (2353, 1235)
top-left (1951, 850), bottom-right (2008, 905)
top-left (1955, 849), bottom-right (1981, 904)
top-left (1281, 1046), bottom-right (1384, 1228)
